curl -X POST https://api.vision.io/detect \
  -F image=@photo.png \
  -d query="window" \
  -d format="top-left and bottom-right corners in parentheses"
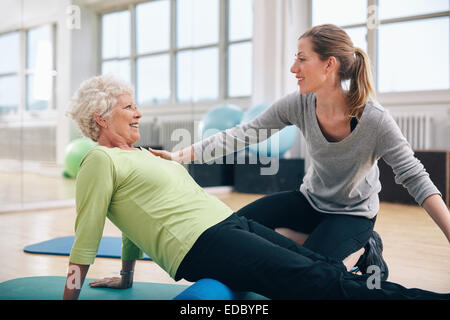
top-left (176, 0), bottom-right (219, 102)
top-left (0, 25), bottom-right (56, 116)
top-left (26, 25), bottom-right (54, 111)
top-left (176, 47), bottom-right (219, 102)
top-left (312, 0), bottom-right (367, 26)
top-left (312, 0), bottom-right (450, 93)
top-left (378, 0), bottom-right (449, 20)
top-left (0, 32), bottom-right (20, 114)
top-left (378, 17), bottom-right (449, 92)
top-left (100, 0), bottom-right (253, 107)
top-left (227, 0), bottom-right (253, 97)
top-left (101, 10), bottom-right (131, 83)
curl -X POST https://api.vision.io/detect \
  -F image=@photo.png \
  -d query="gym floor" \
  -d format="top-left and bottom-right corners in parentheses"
top-left (0, 169), bottom-right (449, 294)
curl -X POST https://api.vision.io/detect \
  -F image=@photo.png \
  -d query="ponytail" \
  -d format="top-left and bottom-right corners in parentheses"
top-left (347, 48), bottom-right (375, 121)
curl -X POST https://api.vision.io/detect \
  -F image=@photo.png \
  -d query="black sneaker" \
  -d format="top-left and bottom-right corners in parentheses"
top-left (356, 230), bottom-right (389, 281)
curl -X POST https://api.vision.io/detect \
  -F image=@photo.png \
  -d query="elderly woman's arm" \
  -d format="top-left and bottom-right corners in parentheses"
top-left (63, 149), bottom-right (115, 299)
top-left (62, 263), bottom-right (90, 300)
top-left (89, 260), bottom-right (137, 289)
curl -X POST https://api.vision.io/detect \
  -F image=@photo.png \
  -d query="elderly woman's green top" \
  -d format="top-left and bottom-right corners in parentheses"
top-left (69, 146), bottom-right (233, 278)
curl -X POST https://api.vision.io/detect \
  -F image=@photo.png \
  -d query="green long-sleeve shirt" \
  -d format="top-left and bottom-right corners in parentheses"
top-left (69, 146), bottom-right (233, 279)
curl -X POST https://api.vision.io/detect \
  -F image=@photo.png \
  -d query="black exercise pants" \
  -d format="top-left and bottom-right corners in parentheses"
top-left (235, 190), bottom-right (376, 261)
top-left (175, 214), bottom-right (448, 300)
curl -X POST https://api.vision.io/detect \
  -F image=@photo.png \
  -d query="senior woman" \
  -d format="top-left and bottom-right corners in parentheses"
top-left (62, 75), bottom-right (448, 300)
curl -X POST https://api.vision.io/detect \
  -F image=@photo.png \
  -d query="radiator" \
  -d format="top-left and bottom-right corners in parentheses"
top-left (161, 119), bottom-right (196, 152)
top-left (391, 113), bottom-right (432, 150)
top-left (135, 118), bottom-right (196, 152)
top-left (134, 117), bottom-right (161, 147)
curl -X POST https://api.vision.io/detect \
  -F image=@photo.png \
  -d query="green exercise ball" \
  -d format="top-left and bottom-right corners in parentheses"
top-left (64, 137), bottom-right (97, 178)
top-left (62, 169), bottom-right (71, 178)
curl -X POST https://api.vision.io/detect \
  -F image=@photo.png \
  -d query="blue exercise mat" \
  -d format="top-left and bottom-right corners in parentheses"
top-left (23, 236), bottom-right (151, 260)
top-left (0, 276), bottom-right (186, 300)
top-left (0, 277), bottom-right (267, 300)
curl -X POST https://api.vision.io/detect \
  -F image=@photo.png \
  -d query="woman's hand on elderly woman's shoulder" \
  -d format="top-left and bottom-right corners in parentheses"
top-left (148, 148), bottom-right (174, 161)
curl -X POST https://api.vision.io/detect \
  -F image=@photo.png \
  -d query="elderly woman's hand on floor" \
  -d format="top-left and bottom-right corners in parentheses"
top-left (89, 276), bottom-right (132, 289)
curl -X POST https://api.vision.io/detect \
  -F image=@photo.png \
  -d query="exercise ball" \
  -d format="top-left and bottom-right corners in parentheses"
top-left (64, 137), bottom-right (97, 178)
top-left (62, 169), bottom-right (71, 178)
top-left (199, 104), bottom-right (243, 139)
top-left (241, 103), bottom-right (297, 158)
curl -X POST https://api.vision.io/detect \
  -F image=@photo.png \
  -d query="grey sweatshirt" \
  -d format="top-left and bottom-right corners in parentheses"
top-left (192, 92), bottom-right (441, 218)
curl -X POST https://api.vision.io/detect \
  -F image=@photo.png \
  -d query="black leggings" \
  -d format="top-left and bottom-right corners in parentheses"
top-left (236, 190), bottom-right (376, 261)
top-left (175, 214), bottom-right (448, 300)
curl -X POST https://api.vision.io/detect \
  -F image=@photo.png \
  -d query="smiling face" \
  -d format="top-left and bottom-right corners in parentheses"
top-left (102, 93), bottom-right (142, 147)
top-left (290, 37), bottom-right (330, 94)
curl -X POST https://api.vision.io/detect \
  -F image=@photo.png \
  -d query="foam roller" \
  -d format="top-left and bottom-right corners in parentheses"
top-left (173, 278), bottom-right (242, 300)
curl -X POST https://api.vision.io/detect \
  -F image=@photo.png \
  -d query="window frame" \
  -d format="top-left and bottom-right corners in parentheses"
top-left (0, 23), bottom-right (57, 123)
top-left (310, 0), bottom-right (450, 105)
top-left (225, 0), bottom-right (253, 99)
top-left (98, 0), bottom-right (253, 114)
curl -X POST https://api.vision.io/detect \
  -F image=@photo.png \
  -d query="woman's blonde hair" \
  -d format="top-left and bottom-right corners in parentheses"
top-left (67, 74), bottom-right (134, 141)
top-left (300, 24), bottom-right (375, 120)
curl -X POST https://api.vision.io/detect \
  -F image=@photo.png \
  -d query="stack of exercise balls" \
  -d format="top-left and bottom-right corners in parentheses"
top-left (63, 137), bottom-right (97, 178)
top-left (199, 102), bottom-right (297, 158)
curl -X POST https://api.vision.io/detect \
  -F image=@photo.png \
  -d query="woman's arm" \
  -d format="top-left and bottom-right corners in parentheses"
top-left (422, 194), bottom-right (450, 243)
top-left (376, 111), bottom-right (446, 237)
top-left (149, 92), bottom-right (304, 164)
top-left (62, 263), bottom-right (90, 300)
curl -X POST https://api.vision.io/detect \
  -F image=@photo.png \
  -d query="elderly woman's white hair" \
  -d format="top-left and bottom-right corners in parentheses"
top-left (68, 74), bottom-right (134, 141)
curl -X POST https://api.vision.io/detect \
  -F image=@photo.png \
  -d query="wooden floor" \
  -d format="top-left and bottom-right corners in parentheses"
top-left (0, 189), bottom-right (449, 293)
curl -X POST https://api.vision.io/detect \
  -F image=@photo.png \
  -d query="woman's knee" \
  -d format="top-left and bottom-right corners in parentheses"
top-left (303, 215), bottom-right (374, 260)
